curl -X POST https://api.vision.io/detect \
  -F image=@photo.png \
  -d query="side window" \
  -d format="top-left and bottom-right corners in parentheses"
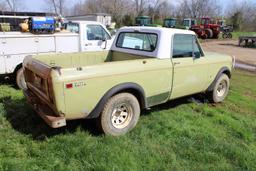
top-left (173, 34), bottom-right (194, 58)
top-left (116, 32), bottom-right (157, 52)
top-left (86, 25), bottom-right (111, 41)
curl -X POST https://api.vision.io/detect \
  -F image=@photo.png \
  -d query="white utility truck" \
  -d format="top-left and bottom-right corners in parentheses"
top-left (0, 21), bottom-right (113, 89)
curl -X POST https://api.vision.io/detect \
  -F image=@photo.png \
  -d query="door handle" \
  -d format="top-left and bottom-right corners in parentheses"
top-left (173, 62), bottom-right (181, 65)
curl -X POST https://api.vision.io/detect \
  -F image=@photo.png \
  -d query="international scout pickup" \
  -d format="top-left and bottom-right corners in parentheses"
top-left (23, 27), bottom-right (235, 136)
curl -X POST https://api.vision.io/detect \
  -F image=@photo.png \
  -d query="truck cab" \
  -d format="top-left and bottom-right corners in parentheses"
top-left (67, 21), bottom-right (113, 51)
top-left (163, 18), bottom-right (177, 28)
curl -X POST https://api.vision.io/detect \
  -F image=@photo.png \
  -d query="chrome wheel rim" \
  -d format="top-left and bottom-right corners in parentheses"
top-left (111, 103), bottom-right (132, 129)
top-left (217, 80), bottom-right (227, 97)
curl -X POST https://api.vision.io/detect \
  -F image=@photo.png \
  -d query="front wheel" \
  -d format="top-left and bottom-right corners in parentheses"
top-left (208, 74), bottom-right (230, 103)
top-left (100, 93), bottom-right (140, 136)
top-left (16, 68), bottom-right (27, 90)
top-left (228, 33), bottom-right (233, 39)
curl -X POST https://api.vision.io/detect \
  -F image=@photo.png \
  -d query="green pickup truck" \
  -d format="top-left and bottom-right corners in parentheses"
top-left (23, 27), bottom-right (235, 136)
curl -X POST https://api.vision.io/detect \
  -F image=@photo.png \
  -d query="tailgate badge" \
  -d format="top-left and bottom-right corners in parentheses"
top-left (66, 82), bottom-right (86, 89)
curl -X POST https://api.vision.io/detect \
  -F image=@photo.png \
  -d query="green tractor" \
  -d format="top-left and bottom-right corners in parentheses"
top-left (183, 18), bottom-right (197, 30)
top-left (163, 18), bottom-right (192, 30)
top-left (163, 18), bottom-right (177, 28)
top-left (135, 16), bottom-right (161, 27)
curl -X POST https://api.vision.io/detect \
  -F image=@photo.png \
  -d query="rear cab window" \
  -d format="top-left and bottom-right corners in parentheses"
top-left (116, 32), bottom-right (158, 52)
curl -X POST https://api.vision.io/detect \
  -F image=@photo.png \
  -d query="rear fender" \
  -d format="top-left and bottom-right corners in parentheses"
top-left (87, 82), bottom-right (146, 119)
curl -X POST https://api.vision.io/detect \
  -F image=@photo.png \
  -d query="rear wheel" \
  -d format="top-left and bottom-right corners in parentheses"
top-left (205, 29), bottom-right (213, 39)
top-left (16, 68), bottom-right (27, 90)
top-left (208, 74), bottom-right (230, 103)
top-left (100, 93), bottom-right (140, 136)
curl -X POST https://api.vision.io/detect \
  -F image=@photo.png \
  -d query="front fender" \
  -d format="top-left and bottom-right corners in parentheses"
top-left (207, 67), bottom-right (231, 92)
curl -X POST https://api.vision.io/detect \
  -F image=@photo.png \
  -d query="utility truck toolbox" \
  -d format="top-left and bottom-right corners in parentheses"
top-left (31, 17), bottom-right (55, 32)
top-left (0, 23), bottom-right (11, 32)
top-left (0, 21), bottom-right (113, 90)
top-left (23, 27), bottom-right (234, 136)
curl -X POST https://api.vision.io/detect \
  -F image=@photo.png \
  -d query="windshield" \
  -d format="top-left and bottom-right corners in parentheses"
top-left (201, 19), bottom-right (210, 25)
top-left (183, 20), bottom-right (190, 27)
top-left (164, 19), bottom-right (176, 27)
top-left (136, 18), bottom-right (152, 26)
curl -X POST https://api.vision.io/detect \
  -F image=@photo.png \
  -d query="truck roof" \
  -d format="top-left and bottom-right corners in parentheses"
top-left (120, 26), bottom-right (196, 36)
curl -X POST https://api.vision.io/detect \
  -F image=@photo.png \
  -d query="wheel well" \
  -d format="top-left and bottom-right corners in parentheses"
top-left (222, 69), bottom-right (231, 78)
top-left (13, 63), bottom-right (23, 75)
top-left (113, 88), bottom-right (146, 109)
top-left (207, 67), bottom-right (231, 92)
top-left (87, 83), bottom-right (147, 119)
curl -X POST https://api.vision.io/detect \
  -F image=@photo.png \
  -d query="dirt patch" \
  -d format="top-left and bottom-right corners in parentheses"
top-left (201, 39), bottom-right (256, 66)
top-left (243, 91), bottom-right (256, 100)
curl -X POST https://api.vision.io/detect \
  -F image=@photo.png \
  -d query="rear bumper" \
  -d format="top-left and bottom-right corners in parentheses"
top-left (24, 90), bottom-right (66, 128)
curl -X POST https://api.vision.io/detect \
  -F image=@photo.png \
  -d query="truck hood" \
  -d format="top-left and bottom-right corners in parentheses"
top-left (204, 51), bottom-right (231, 58)
top-left (204, 51), bottom-right (233, 61)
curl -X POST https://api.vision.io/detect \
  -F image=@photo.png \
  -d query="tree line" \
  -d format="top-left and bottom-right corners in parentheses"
top-left (0, 0), bottom-right (255, 31)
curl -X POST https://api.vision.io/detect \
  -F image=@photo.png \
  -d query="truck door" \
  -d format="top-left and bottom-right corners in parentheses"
top-left (83, 24), bottom-right (112, 51)
top-left (4, 36), bottom-right (38, 73)
top-left (170, 34), bottom-right (208, 99)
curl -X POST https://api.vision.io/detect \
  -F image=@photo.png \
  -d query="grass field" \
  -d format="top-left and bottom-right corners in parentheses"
top-left (231, 32), bottom-right (256, 40)
top-left (0, 70), bottom-right (256, 171)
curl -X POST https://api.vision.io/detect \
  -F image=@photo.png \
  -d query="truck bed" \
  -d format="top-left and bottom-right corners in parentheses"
top-left (33, 51), bottom-right (149, 69)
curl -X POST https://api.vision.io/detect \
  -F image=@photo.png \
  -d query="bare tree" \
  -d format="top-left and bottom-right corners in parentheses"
top-left (81, 0), bottom-right (104, 14)
top-left (227, 0), bottom-right (256, 31)
top-left (147, 0), bottom-right (168, 21)
top-left (178, 0), bottom-right (221, 18)
top-left (0, 1), bottom-right (7, 10)
top-left (69, 0), bottom-right (85, 16)
top-left (134, 0), bottom-right (148, 15)
top-left (45, 0), bottom-right (67, 15)
top-left (68, 0), bottom-right (132, 26)
top-left (102, 0), bottom-right (131, 24)
top-left (5, 0), bottom-right (21, 11)
top-left (158, 1), bottom-right (175, 18)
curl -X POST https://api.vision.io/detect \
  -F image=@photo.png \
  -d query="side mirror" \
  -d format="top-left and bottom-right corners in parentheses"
top-left (101, 38), bottom-right (107, 49)
top-left (194, 52), bottom-right (201, 59)
top-left (110, 30), bottom-right (117, 36)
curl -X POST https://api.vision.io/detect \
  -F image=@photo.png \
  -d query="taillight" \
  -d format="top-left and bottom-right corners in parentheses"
top-left (66, 83), bottom-right (73, 89)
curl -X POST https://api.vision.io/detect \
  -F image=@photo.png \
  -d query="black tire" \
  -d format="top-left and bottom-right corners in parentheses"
top-left (205, 29), bottom-right (213, 39)
top-left (208, 74), bottom-right (230, 103)
top-left (16, 68), bottom-right (27, 90)
top-left (201, 34), bottom-right (208, 39)
top-left (228, 33), bottom-right (232, 39)
top-left (222, 33), bottom-right (228, 39)
top-left (100, 93), bottom-right (140, 136)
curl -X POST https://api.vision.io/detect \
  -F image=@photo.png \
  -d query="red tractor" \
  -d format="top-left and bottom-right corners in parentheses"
top-left (191, 17), bottom-right (221, 39)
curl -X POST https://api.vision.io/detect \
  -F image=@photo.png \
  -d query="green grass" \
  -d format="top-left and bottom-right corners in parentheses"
top-left (0, 70), bottom-right (256, 170)
top-left (231, 32), bottom-right (256, 40)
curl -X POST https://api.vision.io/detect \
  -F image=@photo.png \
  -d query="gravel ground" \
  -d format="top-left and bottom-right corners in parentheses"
top-left (201, 39), bottom-right (256, 66)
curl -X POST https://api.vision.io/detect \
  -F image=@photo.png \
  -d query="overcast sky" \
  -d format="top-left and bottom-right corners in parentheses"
top-left (22, 0), bottom-right (249, 13)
